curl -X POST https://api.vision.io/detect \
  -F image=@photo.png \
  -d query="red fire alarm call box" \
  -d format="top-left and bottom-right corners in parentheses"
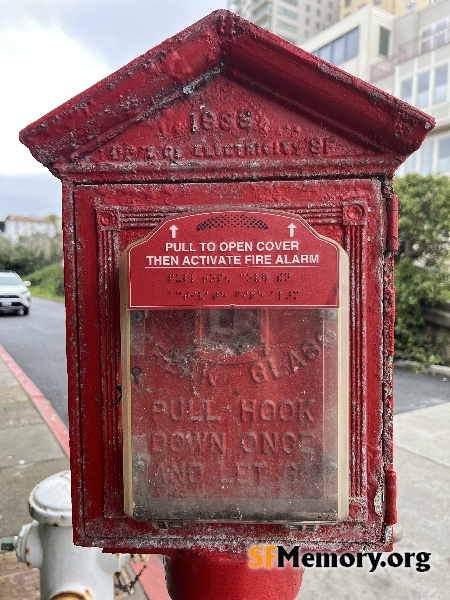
top-left (20, 11), bottom-right (433, 554)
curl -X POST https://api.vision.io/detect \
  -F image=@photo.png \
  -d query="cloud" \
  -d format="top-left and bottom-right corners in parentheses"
top-left (1, 19), bottom-right (109, 174)
top-left (0, 0), bottom-right (226, 212)
top-left (1, 0), bottom-right (227, 69)
top-left (0, 173), bottom-right (61, 218)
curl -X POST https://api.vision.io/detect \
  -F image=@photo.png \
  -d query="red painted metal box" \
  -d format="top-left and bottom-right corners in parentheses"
top-left (20, 11), bottom-right (433, 555)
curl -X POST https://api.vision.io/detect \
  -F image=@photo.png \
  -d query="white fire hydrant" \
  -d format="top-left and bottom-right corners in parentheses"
top-left (15, 470), bottom-right (130, 600)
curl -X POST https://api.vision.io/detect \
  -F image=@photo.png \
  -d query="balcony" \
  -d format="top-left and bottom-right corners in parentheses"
top-left (371, 21), bottom-right (450, 82)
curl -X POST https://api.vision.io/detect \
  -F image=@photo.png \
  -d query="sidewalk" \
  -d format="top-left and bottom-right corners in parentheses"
top-left (0, 345), bottom-right (163, 600)
top-left (1, 343), bottom-right (449, 599)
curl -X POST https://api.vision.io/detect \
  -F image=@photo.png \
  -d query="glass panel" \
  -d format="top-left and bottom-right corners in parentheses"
top-left (277, 20), bottom-right (297, 33)
top-left (438, 137), bottom-right (450, 174)
top-left (400, 78), bottom-right (413, 104)
top-left (316, 44), bottom-right (332, 62)
top-left (346, 28), bottom-right (359, 61)
top-left (278, 6), bottom-right (297, 19)
top-left (332, 36), bottom-right (346, 65)
top-left (416, 71), bottom-right (430, 109)
top-left (124, 306), bottom-right (347, 523)
top-left (379, 27), bottom-right (390, 57)
top-left (434, 65), bottom-right (448, 105)
top-left (420, 27), bottom-right (432, 53)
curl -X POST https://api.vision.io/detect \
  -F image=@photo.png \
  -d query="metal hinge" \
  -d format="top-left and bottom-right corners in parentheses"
top-left (386, 194), bottom-right (399, 252)
top-left (152, 520), bottom-right (191, 530)
top-left (283, 522), bottom-right (319, 532)
top-left (384, 465), bottom-right (397, 525)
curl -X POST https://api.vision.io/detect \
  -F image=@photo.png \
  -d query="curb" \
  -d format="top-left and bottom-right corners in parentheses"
top-left (395, 360), bottom-right (450, 378)
top-left (0, 344), bottom-right (170, 600)
top-left (0, 344), bottom-right (70, 457)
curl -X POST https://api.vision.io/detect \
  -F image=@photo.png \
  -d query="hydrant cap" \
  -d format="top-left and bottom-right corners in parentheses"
top-left (29, 470), bottom-right (72, 526)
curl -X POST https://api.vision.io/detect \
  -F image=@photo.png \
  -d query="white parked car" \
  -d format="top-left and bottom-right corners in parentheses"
top-left (0, 271), bottom-right (31, 315)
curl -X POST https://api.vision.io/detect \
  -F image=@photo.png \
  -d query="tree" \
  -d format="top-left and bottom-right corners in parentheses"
top-left (394, 174), bottom-right (450, 364)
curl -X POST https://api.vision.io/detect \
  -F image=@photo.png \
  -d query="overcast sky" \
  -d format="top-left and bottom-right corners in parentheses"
top-left (0, 0), bottom-right (226, 218)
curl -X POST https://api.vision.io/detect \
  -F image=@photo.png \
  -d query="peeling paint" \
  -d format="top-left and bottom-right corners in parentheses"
top-left (374, 486), bottom-right (383, 517)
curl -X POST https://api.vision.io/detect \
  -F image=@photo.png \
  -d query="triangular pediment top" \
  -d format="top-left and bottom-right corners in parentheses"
top-left (20, 10), bottom-right (434, 175)
top-left (80, 72), bottom-right (382, 172)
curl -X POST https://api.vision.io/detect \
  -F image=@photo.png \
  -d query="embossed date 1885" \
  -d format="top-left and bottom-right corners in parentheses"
top-left (189, 109), bottom-right (253, 133)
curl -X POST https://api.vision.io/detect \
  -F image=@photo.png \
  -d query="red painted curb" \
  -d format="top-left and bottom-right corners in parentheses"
top-left (0, 344), bottom-right (70, 457)
top-left (131, 555), bottom-right (171, 600)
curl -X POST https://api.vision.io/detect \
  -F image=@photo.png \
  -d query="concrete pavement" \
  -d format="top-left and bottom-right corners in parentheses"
top-left (0, 345), bottom-right (155, 600)
top-left (0, 342), bottom-right (449, 598)
top-left (298, 399), bottom-right (450, 599)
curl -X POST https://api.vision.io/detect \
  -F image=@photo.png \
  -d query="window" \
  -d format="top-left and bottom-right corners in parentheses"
top-left (257, 15), bottom-right (272, 28)
top-left (345, 0), bottom-right (351, 5)
top-left (313, 28), bottom-right (359, 66)
top-left (438, 137), bottom-right (450, 174)
top-left (346, 27), bottom-right (359, 60)
top-left (333, 34), bottom-right (346, 64)
top-left (317, 9), bottom-right (321, 16)
top-left (306, 4), bottom-right (311, 12)
top-left (253, 2), bottom-right (272, 19)
top-left (282, 0), bottom-right (298, 5)
top-left (419, 141), bottom-right (433, 176)
top-left (420, 18), bottom-right (450, 53)
top-left (434, 19), bottom-right (449, 47)
top-left (278, 6), bottom-right (297, 19)
top-left (277, 20), bottom-right (297, 33)
top-left (420, 27), bottom-right (432, 53)
top-left (400, 78), bottom-right (413, 103)
top-left (434, 65), bottom-right (448, 104)
top-left (416, 71), bottom-right (430, 109)
top-left (306, 17), bottom-right (310, 25)
top-left (319, 43), bottom-right (332, 62)
top-left (379, 27), bottom-right (390, 57)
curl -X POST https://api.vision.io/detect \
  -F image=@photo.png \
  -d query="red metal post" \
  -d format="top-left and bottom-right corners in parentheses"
top-left (165, 550), bottom-right (303, 600)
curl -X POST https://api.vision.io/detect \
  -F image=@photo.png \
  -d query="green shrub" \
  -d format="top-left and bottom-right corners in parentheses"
top-left (395, 174), bottom-right (450, 365)
top-left (0, 237), bottom-right (46, 275)
top-left (26, 262), bottom-right (64, 301)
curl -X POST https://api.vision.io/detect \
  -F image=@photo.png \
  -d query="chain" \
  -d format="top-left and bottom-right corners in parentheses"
top-left (114, 555), bottom-right (149, 596)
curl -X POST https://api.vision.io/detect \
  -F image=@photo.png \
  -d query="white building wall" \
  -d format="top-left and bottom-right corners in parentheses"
top-left (4, 217), bottom-right (57, 245)
top-left (301, 5), bottom-right (396, 81)
top-left (372, 0), bottom-right (450, 177)
top-left (302, 1), bottom-right (450, 177)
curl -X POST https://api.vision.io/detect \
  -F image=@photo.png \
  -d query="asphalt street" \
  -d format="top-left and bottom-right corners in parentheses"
top-left (0, 297), bottom-right (449, 426)
top-left (0, 296), bottom-right (68, 425)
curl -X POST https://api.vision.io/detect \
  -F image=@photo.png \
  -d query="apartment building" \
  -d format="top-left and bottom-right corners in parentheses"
top-left (1, 216), bottom-right (57, 245)
top-left (301, 0), bottom-right (450, 176)
top-left (228, 0), bottom-right (341, 44)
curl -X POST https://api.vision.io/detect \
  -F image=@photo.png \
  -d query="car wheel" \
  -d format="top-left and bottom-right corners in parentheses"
top-left (23, 306), bottom-right (30, 316)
